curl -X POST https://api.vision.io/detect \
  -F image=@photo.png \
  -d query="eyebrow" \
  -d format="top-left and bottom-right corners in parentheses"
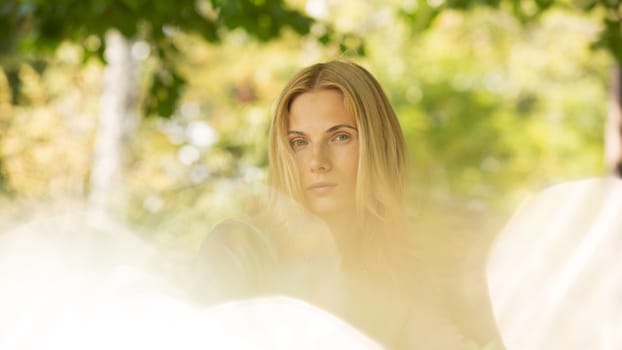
top-left (287, 124), bottom-right (358, 136)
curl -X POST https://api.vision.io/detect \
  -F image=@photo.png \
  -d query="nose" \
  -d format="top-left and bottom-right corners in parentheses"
top-left (309, 143), bottom-right (331, 173)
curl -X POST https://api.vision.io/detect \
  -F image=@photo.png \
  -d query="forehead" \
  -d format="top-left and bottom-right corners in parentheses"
top-left (287, 89), bottom-right (355, 130)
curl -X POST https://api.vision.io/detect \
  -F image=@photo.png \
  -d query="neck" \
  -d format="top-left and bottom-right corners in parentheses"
top-left (318, 209), bottom-right (355, 234)
top-left (317, 211), bottom-right (359, 265)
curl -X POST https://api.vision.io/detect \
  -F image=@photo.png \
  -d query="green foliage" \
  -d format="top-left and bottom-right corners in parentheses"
top-left (0, 0), bottom-right (297, 49)
top-left (145, 64), bottom-right (185, 118)
top-left (399, 0), bottom-right (622, 64)
top-left (372, 6), bottom-right (610, 212)
top-left (0, 0), bottom-right (368, 118)
top-left (0, 0), bottom-right (318, 118)
top-left (0, 1), bottom-right (612, 249)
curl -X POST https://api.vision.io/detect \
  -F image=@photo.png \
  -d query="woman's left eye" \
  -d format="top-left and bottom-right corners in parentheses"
top-left (333, 134), bottom-right (350, 142)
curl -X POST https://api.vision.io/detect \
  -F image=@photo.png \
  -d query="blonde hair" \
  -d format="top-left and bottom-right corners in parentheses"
top-left (268, 60), bottom-right (408, 236)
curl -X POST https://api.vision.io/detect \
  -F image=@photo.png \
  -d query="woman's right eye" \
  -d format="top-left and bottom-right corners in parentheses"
top-left (290, 138), bottom-right (307, 148)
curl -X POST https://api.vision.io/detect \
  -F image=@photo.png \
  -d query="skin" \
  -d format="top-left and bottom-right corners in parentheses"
top-left (287, 89), bottom-right (359, 227)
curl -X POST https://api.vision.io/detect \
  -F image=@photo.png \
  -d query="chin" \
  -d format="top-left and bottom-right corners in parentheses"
top-left (309, 204), bottom-right (337, 218)
top-left (307, 199), bottom-right (351, 220)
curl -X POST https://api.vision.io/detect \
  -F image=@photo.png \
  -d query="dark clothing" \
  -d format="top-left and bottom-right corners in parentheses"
top-left (197, 218), bottom-right (502, 349)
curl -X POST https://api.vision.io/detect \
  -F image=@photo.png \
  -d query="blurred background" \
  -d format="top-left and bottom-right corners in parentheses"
top-left (1, 0), bottom-right (618, 245)
top-left (1, 0), bottom-right (621, 347)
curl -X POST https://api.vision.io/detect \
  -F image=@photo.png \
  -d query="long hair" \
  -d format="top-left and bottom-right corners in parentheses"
top-left (266, 62), bottom-right (458, 349)
top-left (268, 61), bottom-right (408, 246)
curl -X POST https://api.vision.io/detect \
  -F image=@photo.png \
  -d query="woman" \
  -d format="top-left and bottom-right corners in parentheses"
top-left (267, 60), bottom-right (454, 348)
top-left (269, 61), bottom-right (408, 269)
top-left (200, 60), bottom-right (503, 349)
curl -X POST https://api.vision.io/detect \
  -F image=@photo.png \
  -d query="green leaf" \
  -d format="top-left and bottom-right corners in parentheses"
top-left (144, 65), bottom-right (185, 118)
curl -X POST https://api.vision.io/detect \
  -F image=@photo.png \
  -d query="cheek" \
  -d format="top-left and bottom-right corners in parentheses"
top-left (293, 152), bottom-right (313, 187)
top-left (350, 157), bottom-right (359, 182)
top-left (293, 152), bottom-right (307, 174)
top-left (342, 148), bottom-right (359, 185)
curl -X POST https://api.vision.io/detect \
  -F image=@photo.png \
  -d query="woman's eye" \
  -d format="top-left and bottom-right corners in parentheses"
top-left (333, 133), bottom-right (350, 142)
top-left (290, 139), bottom-right (307, 148)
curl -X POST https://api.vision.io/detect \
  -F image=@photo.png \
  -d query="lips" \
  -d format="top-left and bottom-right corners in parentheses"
top-left (307, 182), bottom-right (337, 193)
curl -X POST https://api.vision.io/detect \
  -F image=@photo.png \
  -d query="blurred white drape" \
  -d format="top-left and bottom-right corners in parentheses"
top-left (488, 178), bottom-right (622, 349)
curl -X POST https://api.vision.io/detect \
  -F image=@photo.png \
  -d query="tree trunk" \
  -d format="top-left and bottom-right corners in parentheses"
top-left (88, 29), bottom-right (138, 223)
top-left (0, 69), bottom-right (12, 194)
top-left (605, 64), bottom-right (622, 177)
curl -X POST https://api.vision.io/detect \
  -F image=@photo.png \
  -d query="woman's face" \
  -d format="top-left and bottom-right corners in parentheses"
top-left (287, 89), bottom-right (359, 218)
